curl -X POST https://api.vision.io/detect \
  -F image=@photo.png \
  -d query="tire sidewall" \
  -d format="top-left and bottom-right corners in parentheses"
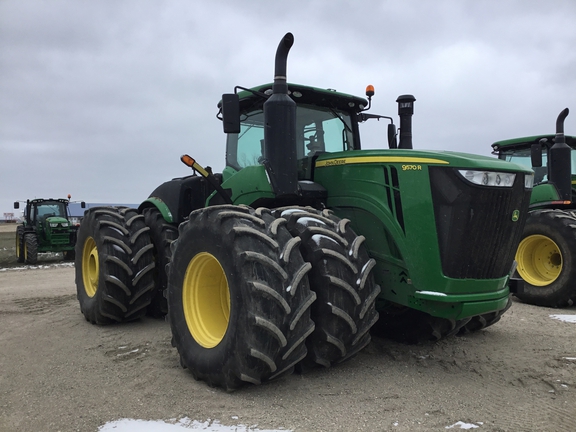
top-left (167, 215), bottom-right (246, 380)
top-left (24, 233), bottom-right (38, 264)
top-left (75, 210), bottom-right (106, 322)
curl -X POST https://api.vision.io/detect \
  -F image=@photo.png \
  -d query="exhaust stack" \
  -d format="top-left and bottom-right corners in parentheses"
top-left (396, 94), bottom-right (416, 149)
top-left (263, 33), bottom-right (299, 197)
top-left (549, 108), bottom-right (571, 201)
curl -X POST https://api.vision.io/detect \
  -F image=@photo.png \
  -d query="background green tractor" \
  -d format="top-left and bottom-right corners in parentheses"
top-left (492, 108), bottom-right (576, 307)
top-left (75, 33), bottom-right (534, 390)
top-left (14, 197), bottom-right (85, 265)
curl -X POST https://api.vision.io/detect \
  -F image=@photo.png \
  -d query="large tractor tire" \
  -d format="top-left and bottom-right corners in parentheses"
top-left (15, 227), bottom-right (25, 263)
top-left (167, 205), bottom-right (316, 390)
top-left (514, 209), bottom-right (576, 307)
top-left (274, 207), bottom-right (380, 369)
top-left (75, 207), bottom-right (156, 325)
top-left (24, 234), bottom-right (38, 265)
top-left (142, 207), bottom-right (178, 317)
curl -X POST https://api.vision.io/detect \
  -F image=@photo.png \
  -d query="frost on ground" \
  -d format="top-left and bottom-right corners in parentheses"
top-left (98, 418), bottom-right (291, 432)
top-left (0, 262), bottom-right (74, 272)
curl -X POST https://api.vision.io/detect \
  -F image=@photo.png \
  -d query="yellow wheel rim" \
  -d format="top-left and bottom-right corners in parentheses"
top-left (516, 234), bottom-right (562, 286)
top-left (82, 237), bottom-right (99, 297)
top-left (15, 234), bottom-right (20, 258)
top-left (183, 252), bottom-right (230, 348)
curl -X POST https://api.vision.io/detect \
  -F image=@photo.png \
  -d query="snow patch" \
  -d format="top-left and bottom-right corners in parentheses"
top-left (98, 418), bottom-right (292, 432)
top-left (549, 314), bottom-right (576, 323)
top-left (445, 421), bottom-right (480, 429)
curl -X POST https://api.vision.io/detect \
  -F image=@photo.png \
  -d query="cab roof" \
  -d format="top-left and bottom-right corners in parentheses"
top-left (492, 134), bottom-right (576, 152)
top-left (227, 83), bottom-right (369, 114)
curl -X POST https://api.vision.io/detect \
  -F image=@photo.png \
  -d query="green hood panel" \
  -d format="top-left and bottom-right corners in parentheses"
top-left (315, 149), bottom-right (533, 173)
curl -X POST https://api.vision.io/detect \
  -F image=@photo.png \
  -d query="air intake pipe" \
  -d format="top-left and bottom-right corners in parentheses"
top-left (396, 94), bottom-right (416, 149)
top-left (263, 33), bottom-right (299, 197)
top-left (549, 108), bottom-right (571, 201)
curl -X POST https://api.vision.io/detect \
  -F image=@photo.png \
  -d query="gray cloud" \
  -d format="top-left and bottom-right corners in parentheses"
top-left (1, 0), bottom-right (575, 216)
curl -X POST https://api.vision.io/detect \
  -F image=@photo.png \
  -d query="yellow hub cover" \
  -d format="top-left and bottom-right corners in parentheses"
top-left (516, 234), bottom-right (562, 287)
top-left (82, 237), bottom-right (99, 297)
top-left (183, 252), bottom-right (230, 348)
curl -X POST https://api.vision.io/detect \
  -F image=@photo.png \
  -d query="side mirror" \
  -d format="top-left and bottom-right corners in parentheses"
top-left (81, 201), bottom-right (86, 209)
top-left (388, 123), bottom-right (397, 149)
top-left (531, 142), bottom-right (543, 168)
top-left (14, 202), bottom-right (19, 209)
top-left (221, 93), bottom-right (240, 134)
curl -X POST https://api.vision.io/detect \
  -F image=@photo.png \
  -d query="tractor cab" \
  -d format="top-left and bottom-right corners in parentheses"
top-left (223, 83), bottom-right (365, 182)
top-left (29, 199), bottom-right (69, 226)
top-left (492, 134), bottom-right (576, 208)
top-left (20, 199), bottom-right (72, 239)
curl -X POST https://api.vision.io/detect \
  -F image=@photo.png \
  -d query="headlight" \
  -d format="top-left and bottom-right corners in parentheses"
top-left (49, 222), bottom-right (69, 227)
top-left (524, 173), bottom-right (534, 189)
top-left (457, 170), bottom-right (516, 187)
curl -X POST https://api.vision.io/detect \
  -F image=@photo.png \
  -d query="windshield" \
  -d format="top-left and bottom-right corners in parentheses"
top-left (32, 201), bottom-right (67, 222)
top-left (226, 104), bottom-right (354, 170)
top-left (502, 148), bottom-right (576, 183)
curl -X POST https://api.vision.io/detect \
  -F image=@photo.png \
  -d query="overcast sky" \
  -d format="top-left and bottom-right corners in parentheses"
top-left (1, 0), bottom-right (575, 218)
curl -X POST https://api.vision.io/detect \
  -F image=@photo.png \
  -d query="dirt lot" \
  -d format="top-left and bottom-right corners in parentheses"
top-left (1, 223), bottom-right (575, 432)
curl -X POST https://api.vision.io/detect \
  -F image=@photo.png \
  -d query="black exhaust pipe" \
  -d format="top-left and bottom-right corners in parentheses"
top-left (396, 94), bottom-right (416, 149)
top-left (263, 33), bottom-right (299, 197)
top-left (548, 108), bottom-right (571, 201)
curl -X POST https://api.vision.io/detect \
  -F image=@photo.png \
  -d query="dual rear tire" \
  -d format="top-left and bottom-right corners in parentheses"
top-left (75, 207), bottom-right (156, 324)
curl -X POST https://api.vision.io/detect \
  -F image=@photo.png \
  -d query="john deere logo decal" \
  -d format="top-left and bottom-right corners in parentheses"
top-left (512, 210), bottom-right (520, 222)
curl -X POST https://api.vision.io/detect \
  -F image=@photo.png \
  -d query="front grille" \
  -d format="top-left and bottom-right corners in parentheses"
top-left (51, 232), bottom-right (71, 245)
top-left (383, 165), bottom-right (405, 232)
top-left (430, 167), bottom-right (531, 279)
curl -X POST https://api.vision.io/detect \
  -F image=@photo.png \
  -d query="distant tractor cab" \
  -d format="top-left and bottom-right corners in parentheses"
top-left (14, 196), bottom-right (85, 265)
top-left (492, 109), bottom-right (576, 307)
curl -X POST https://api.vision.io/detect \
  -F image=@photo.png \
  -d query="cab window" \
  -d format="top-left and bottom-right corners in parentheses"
top-left (502, 148), bottom-right (576, 183)
top-left (226, 105), bottom-right (354, 171)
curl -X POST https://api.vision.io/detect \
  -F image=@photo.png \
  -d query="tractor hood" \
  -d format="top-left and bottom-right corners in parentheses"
top-left (314, 149), bottom-right (534, 174)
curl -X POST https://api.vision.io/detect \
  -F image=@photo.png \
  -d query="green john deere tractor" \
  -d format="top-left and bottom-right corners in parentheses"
top-left (492, 108), bottom-right (576, 307)
top-left (14, 197), bottom-right (85, 265)
top-left (75, 33), bottom-right (534, 390)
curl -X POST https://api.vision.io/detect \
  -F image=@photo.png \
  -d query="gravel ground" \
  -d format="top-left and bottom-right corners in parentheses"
top-left (0, 224), bottom-right (575, 432)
